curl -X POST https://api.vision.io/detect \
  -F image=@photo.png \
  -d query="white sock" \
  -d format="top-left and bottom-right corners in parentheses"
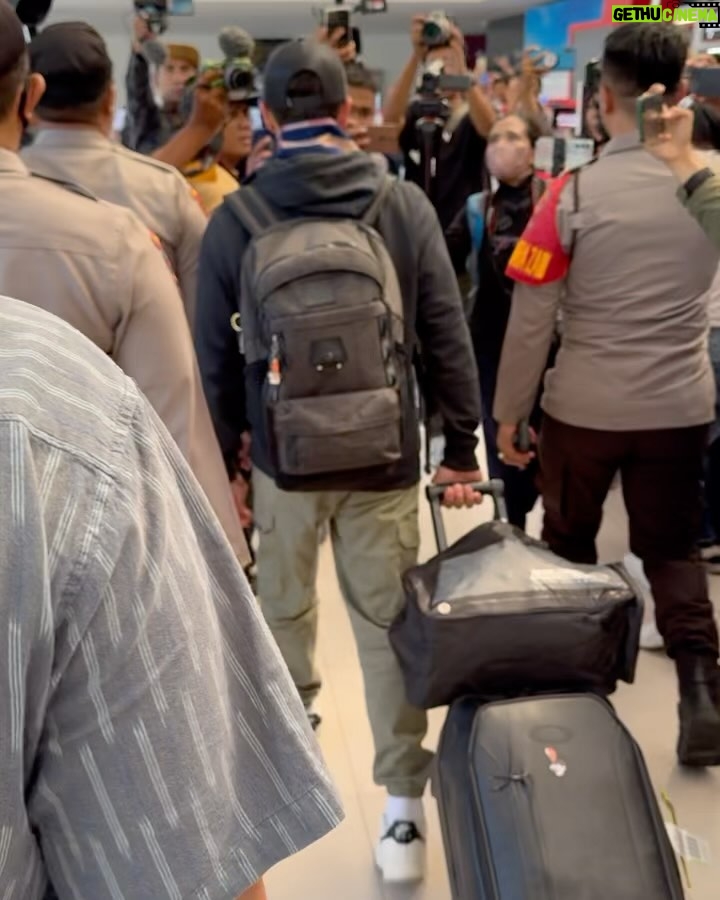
top-left (384, 796), bottom-right (425, 826)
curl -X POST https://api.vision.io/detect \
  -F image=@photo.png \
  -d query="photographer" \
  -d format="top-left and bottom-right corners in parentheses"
top-left (152, 31), bottom-right (258, 211)
top-left (125, 11), bottom-right (199, 154)
top-left (383, 13), bottom-right (495, 233)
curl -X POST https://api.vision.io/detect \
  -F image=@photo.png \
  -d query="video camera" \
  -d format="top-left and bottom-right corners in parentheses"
top-left (410, 58), bottom-right (472, 123)
top-left (199, 26), bottom-right (258, 103)
top-left (200, 56), bottom-right (258, 104)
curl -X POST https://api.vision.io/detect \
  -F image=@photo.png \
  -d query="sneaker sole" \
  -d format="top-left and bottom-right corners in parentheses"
top-left (374, 847), bottom-right (426, 884)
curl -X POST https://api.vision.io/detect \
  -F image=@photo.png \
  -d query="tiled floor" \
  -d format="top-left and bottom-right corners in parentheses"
top-left (264, 452), bottom-right (720, 900)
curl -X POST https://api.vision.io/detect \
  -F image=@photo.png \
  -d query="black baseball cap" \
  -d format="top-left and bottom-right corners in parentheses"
top-left (263, 39), bottom-right (348, 117)
top-left (30, 22), bottom-right (113, 110)
top-left (0, 0), bottom-right (28, 78)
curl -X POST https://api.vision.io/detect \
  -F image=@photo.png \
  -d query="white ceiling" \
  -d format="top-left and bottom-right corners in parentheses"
top-left (45, 0), bottom-right (547, 37)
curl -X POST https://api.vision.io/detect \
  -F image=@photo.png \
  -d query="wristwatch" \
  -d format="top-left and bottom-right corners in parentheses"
top-left (682, 167), bottom-right (714, 199)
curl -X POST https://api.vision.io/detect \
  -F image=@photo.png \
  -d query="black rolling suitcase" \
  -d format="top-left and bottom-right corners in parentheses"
top-left (435, 693), bottom-right (685, 900)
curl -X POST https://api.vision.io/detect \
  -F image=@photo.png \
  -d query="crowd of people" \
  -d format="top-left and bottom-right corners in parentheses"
top-left (2, 0), bottom-right (720, 895)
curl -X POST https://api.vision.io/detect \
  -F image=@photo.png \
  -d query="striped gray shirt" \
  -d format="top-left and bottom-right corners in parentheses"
top-left (0, 295), bottom-right (343, 899)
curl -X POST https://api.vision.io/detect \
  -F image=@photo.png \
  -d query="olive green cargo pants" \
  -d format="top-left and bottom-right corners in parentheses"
top-left (254, 470), bottom-right (433, 798)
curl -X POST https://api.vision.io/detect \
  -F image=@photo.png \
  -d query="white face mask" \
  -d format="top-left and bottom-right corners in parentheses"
top-left (485, 141), bottom-right (532, 183)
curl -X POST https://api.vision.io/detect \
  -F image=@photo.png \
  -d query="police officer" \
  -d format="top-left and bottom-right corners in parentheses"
top-left (0, 1), bottom-right (249, 569)
top-left (494, 22), bottom-right (720, 766)
top-left (23, 22), bottom-right (206, 326)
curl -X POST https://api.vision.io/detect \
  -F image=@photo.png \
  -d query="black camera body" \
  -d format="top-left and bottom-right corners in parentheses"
top-left (201, 57), bottom-right (258, 103)
top-left (421, 11), bottom-right (453, 49)
top-left (134, 0), bottom-right (169, 34)
top-left (410, 65), bottom-right (471, 123)
top-left (11, 0), bottom-right (53, 30)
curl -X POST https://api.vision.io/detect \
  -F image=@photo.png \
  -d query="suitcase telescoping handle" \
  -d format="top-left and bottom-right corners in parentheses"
top-left (425, 480), bottom-right (509, 553)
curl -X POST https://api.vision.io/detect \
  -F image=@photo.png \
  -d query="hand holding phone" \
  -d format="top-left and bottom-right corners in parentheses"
top-left (323, 7), bottom-right (351, 48)
top-left (637, 86), bottom-right (667, 142)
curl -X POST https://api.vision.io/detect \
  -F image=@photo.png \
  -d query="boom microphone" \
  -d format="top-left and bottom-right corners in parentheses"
top-left (218, 26), bottom-right (255, 60)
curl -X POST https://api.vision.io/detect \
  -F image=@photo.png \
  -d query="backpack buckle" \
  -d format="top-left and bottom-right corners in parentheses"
top-left (311, 338), bottom-right (347, 372)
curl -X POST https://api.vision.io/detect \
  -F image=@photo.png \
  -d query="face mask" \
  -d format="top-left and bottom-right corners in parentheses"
top-left (485, 141), bottom-right (532, 183)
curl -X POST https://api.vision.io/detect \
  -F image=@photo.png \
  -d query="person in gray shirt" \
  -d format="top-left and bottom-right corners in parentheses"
top-left (0, 291), bottom-right (343, 900)
top-left (495, 23), bottom-right (720, 768)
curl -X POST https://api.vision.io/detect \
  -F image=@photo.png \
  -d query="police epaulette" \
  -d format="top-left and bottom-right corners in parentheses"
top-left (30, 171), bottom-right (99, 200)
top-left (119, 148), bottom-right (173, 174)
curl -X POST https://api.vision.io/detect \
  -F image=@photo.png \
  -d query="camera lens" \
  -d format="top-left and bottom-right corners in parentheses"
top-left (225, 66), bottom-right (253, 92)
top-left (422, 21), bottom-right (441, 41)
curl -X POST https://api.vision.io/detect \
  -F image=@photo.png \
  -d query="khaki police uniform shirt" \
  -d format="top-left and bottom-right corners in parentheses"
top-left (494, 132), bottom-right (720, 432)
top-left (22, 128), bottom-right (207, 327)
top-left (0, 149), bottom-right (249, 567)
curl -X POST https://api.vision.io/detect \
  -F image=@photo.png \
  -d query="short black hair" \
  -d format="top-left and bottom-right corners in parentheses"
top-left (602, 22), bottom-right (688, 100)
top-left (36, 93), bottom-right (109, 125)
top-left (271, 70), bottom-right (342, 126)
top-left (0, 51), bottom-right (28, 120)
top-left (345, 61), bottom-right (376, 94)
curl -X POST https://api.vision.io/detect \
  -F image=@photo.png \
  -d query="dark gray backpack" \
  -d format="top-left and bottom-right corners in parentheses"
top-left (227, 178), bottom-right (407, 480)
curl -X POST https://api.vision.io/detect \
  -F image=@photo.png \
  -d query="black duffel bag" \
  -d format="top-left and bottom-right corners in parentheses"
top-left (389, 481), bottom-right (643, 710)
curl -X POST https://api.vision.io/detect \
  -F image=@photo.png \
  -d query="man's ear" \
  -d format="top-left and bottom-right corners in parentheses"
top-left (105, 83), bottom-right (117, 118)
top-left (599, 82), bottom-right (614, 117)
top-left (259, 101), bottom-right (280, 135)
top-left (335, 98), bottom-right (352, 128)
top-left (22, 73), bottom-right (46, 120)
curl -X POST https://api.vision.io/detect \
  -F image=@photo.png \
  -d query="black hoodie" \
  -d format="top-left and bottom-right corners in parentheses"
top-left (195, 150), bottom-right (481, 492)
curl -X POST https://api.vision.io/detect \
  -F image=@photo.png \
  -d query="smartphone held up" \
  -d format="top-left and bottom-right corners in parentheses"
top-left (636, 91), bottom-right (667, 143)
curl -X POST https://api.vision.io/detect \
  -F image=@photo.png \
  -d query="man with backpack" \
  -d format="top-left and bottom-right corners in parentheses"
top-left (195, 38), bottom-right (483, 884)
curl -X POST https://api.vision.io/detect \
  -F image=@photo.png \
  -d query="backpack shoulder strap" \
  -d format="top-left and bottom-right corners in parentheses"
top-left (225, 186), bottom-right (278, 237)
top-left (361, 176), bottom-right (397, 228)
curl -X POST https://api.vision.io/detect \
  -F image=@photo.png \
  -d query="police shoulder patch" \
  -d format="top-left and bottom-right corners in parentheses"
top-left (30, 172), bottom-right (99, 201)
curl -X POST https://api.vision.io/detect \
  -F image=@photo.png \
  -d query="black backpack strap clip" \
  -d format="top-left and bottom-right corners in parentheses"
top-left (225, 186), bottom-right (278, 237)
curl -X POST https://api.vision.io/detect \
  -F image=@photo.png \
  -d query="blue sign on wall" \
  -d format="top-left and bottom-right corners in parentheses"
top-left (525, 0), bottom-right (605, 69)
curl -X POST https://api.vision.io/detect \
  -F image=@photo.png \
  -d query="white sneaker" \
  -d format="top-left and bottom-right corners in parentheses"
top-left (624, 554), bottom-right (664, 651)
top-left (640, 621), bottom-right (665, 651)
top-left (375, 816), bottom-right (427, 884)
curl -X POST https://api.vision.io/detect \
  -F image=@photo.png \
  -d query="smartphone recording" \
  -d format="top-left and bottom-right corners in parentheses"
top-left (636, 92), bottom-right (667, 142)
top-left (690, 67), bottom-right (720, 99)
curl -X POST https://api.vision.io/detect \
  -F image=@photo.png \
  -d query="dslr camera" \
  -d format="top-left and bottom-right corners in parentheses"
top-left (421, 11), bottom-right (453, 49)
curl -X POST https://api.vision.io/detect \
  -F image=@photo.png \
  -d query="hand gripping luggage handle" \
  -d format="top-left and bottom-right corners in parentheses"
top-left (425, 480), bottom-right (509, 553)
